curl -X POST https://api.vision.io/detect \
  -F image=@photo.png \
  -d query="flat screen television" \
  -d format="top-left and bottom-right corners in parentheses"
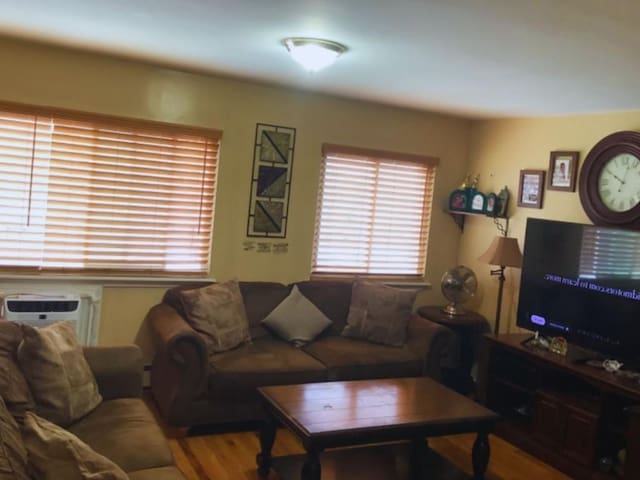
top-left (516, 218), bottom-right (640, 361)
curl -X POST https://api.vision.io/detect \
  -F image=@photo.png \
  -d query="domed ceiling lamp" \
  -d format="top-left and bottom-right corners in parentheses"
top-left (283, 37), bottom-right (348, 72)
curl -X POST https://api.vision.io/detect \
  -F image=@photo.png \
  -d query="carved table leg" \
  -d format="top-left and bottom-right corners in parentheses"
top-left (409, 436), bottom-right (429, 479)
top-left (301, 449), bottom-right (321, 480)
top-left (256, 415), bottom-right (277, 477)
top-left (472, 431), bottom-right (490, 480)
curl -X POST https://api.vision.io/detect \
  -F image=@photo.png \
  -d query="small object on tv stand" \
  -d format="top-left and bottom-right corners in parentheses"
top-left (522, 331), bottom-right (550, 350)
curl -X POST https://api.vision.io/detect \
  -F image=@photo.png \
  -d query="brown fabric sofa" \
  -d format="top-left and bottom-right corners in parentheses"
top-left (147, 280), bottom-right (453, 428)
top-left (74, 345), bottom-right (185, 479)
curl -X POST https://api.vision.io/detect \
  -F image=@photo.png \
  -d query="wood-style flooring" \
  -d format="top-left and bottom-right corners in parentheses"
top-left (166, 428), bottom-right (571, 480)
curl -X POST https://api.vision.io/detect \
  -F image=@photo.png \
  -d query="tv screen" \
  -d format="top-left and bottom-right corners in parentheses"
top-left (517, 218), bottom-right (640, 360)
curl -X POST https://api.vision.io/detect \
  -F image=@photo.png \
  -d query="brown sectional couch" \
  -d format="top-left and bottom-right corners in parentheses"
top-left (0, 334), bottom-right (183, 480)
top-left (69, 345), bottom-right (185, 479)
top-left (147, 280), bottom-right (452, 428)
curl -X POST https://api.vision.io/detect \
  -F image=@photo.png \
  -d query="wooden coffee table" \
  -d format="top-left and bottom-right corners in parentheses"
top-left (256, 377), bottom-right (499, 480)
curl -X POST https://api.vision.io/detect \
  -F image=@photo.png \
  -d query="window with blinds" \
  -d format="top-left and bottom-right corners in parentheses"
top-left (579, 226), bottom-right (640, 279)
top-left (312, 143), bottom-right (438, 278)
top-left (0, 105), bottom-right (220, 275)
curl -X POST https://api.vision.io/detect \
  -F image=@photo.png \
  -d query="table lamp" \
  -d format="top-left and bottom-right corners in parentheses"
top-left (478, 236), bottom-right (523, 334)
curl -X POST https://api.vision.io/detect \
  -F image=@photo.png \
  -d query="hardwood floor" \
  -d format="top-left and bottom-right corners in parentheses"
top-left (167, 428), bottom-right (571, 480)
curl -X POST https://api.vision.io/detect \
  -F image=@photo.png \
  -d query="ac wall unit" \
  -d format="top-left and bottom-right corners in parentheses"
top-left (3, 294), bottom-right (81, 328)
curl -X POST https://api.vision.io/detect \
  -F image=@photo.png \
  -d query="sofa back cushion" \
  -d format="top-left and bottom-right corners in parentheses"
top-left (179, 280), bottom-right (251, 354)
top-left (238, 282), bottom-right (290, 338)
top-left (295, 281), bottom-right (352, 335)
top-left (0, 321), bottom-right (34, 420)
top-left (17, 321), bottom-right (102, 427)
top-left (164, 282), bottom-right (290, 339)
top-left (341, 280), bottom-right (417, 347)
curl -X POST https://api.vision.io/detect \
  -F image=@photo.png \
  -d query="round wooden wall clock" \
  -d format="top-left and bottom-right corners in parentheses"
top-left (579, 131), bottom-right (640, 229)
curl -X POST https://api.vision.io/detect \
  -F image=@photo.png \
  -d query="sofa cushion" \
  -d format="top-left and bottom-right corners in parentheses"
top-left (295, 281), bottom-right (352, 335)
top-left (179, 280), bottom-right (251, 354)
top-left (67, 398), bottom-right (174, 473)
top-left (164, 281), bottom-right (290, 339)
top-left (303, 336), bottom-right (422, 381)
top-left (17, 321), bottom-right (102, 426)
top-left (0, 321), bottom-right (34, 420)
top-left (341, 280), bottom-right (417, 347)
top-left (23, 411), bottom-right (128, 480)
top-left (262, 285), bottom-right (333, 347)
top-left (239, 282), bottom-right (291, 337)
top-left (208, 337), bottom-right (327, 394)
top-left (0, 396), bottom-right (29, 480)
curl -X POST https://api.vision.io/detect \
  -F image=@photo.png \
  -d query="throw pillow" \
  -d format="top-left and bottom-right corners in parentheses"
top-left (261, 285), bottom-right (333, 347)
top-left (0, 321), bottom-right (34, 421)
top-left (17, 321), bottom-right (102, 427)
top-left (22, 412), bottom-right (128, 480)
top-left (0, 396), bottom-right (30, 480)
top-left (179, 280), bottom-right (251, 354)
top-left (341, 280), bottom-right (417, 347)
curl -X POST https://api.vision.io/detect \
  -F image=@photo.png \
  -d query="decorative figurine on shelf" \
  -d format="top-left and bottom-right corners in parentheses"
top-left (470, 174), bottom-right (480, 190)
top-left (496, 186), bottom-right (510, 217)
top-left (460, 174), bottom-right (472, 190)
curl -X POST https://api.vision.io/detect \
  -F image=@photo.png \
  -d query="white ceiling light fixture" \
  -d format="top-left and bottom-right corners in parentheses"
top-left (283, 37), bottom-right (348, 73)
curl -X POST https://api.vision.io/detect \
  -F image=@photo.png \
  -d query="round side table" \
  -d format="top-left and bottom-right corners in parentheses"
top-left (417, 305), bottom-right (490, 395)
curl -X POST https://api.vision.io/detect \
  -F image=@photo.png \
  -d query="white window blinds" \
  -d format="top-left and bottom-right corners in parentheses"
top-left (312, 144), bottom-right (437, 277)
top-left (0, 106), bottom-right (220, 275)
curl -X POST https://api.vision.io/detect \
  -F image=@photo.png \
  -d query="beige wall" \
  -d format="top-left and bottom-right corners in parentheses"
top-left (0, 37), bottom-right (471, 357)
top-left (461, 111), bottom-right (640, 333)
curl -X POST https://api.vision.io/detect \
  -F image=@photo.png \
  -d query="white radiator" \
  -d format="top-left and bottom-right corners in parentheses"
top-left (0, 283), bottom-right (101, 345)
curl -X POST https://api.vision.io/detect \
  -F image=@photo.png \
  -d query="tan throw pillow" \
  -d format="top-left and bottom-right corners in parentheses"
top-left (0, 321), bottom-right (34, 421)
top-left (0, 396), bottom-right (30, 480)
top-left (262, 285), bottom-right (333, 347)
top-left (179, 280), bottom-right (251, 354)
top-left (341, 280), bottom-right (417, 347)
top-left (23, 412), bottom-right (128, 480)
top-left (17, 321), bottom-right (102, 427)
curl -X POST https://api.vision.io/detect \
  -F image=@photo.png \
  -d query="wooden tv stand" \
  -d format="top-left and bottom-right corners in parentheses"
top-left (478, 334), bottom-right (640, 480)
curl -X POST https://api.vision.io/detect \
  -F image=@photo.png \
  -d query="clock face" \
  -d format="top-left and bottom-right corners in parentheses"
top-left (597, 153), bottom-right (640, 212)
top-left (579, 131), bottom-right (640, 229)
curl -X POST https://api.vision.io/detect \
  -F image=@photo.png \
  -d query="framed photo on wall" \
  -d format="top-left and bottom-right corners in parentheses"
top-left (518, 169), bottom-right (545, 209)
top-left (547, 151), bottom-right (579, 192)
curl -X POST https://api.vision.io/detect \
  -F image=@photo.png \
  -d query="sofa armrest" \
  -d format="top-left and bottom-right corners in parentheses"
top-left (405, 313), bottom-right (455, 381)
top-left (83, 345), bottom-right (143, 400)
top-left (146, 303), bottom-right (208, 427)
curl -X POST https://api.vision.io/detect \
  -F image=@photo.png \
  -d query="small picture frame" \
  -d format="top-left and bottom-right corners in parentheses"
top-left (470, 191), bottom-right (486, 213)
top-left (547, 151), bottom-right (579, 192)
top-left (485, 193), bottom-right (498, 215)
top-left (518, 169), bottom-right (545, 209)
top-left (448, 190), bottom-right (468, 211)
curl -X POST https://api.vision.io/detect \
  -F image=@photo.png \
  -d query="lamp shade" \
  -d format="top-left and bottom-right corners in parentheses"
top-left (478, 236), bottom-right (523, 268)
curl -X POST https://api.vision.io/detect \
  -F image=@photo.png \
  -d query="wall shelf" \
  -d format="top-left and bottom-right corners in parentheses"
top-left (446, 209), bottom-right (509, 234)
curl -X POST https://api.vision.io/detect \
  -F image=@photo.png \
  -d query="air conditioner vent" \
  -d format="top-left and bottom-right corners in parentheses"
top-left (6, 299), bottom-right (80, 313)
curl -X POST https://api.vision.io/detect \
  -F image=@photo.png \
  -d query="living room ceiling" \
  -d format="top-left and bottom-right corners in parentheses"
top-left (1, 0), bottom-right (639, 118)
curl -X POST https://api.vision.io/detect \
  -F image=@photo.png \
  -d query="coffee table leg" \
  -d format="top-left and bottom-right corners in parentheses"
top-left (409, 436), bottom-right (429, 479)
top-left (257, 414), bottom-right (277, 477)
top-left (472, 431), bottom-right (490, 480)
top-left (301, 449), bottom-right (321, 480)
